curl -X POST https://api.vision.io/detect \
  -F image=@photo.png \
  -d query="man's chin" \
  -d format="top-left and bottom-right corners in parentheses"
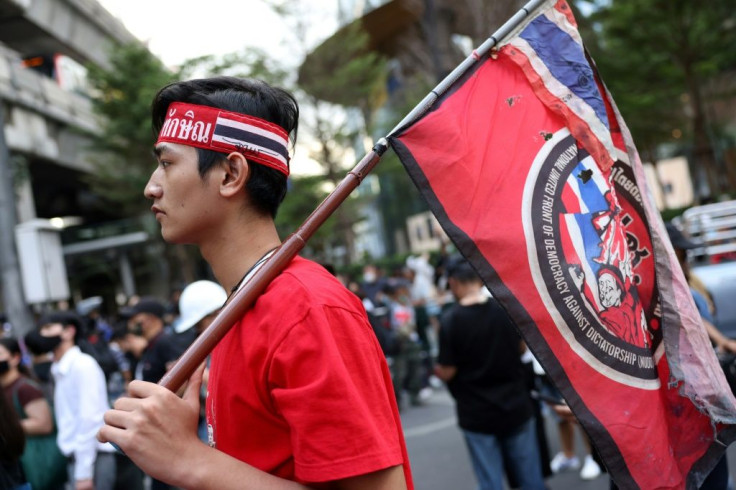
top-left (161, 228), bottom-right (195, 245)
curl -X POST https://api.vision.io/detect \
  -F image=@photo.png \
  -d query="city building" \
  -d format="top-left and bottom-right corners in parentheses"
top-left (0, 0), bottom-right (159, 331)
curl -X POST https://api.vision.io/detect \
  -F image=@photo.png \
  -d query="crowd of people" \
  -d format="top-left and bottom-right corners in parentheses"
top-left (0, 247), bottom-right (602, 490)
top-left (0, 278), bottom-right (226, 490)
top-left (3, 245), bottom-right (736, 490)
top-left (2, 73), bottom-right (734, 490)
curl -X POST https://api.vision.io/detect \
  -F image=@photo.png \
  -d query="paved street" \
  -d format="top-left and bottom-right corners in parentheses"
top-left (402, 387), bottom-right (736, 490)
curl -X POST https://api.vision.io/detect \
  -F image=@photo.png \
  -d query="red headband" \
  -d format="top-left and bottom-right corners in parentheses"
top-left (156, 102), bottom-right (290, 176)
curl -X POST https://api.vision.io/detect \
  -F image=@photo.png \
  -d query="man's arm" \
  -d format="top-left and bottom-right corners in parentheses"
top-left (703, 318), bottom-right (736, 353)
top-left (434, 364), bottom-right (457, 382)
top-left (20, 397), bottom-right (54, 435)
top-left (74, 357), bottom-right (109, 489)
top-left (99, 366), bottom-right (408, 490)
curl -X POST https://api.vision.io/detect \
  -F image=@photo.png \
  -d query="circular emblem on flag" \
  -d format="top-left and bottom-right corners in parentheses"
top-left (523, 129), bottom-right (661, 387)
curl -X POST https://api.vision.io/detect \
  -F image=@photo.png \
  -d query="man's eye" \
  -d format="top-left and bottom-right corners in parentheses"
top-left (159, 160), bottom-right (171, 168)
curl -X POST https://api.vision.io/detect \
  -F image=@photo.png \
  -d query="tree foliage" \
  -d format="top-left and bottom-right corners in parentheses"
top-left (85, 43), bottom-right (177, 215)
top-left (578, 0), bottom-right (736, 196)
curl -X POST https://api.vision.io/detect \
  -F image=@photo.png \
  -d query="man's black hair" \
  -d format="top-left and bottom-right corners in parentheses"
top-left (151, 77), bottom-right (299, 218)
top-left (446, 257), bottom-right (481, 283)
top-left (39, 311), bottom-right (85, 344)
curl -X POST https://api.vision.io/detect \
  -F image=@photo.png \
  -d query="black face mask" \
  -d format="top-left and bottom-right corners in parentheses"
top-left (25, 330), bottom-right (63, 355)
top-left (33, 361), bottom-right (52, 383)
top-left (0, 360), bottom-right (9, 375)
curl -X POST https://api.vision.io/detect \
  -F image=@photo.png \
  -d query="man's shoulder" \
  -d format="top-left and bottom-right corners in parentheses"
top-left (71, 348), bottom-right (105, 375)
top-left (268, 257), bottom-right (357, 307)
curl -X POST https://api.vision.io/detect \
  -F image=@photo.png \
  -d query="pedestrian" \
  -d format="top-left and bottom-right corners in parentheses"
top-left (435, 258), bottom-right (545, 490)
top-left (0, 383), bottom-right (29, 490)
top-left (173, 280), bottom-right (227, 442)
top-left (98, 76), bottom-right (412, 489)
top-left (383, 279), bottom-right (424, 408)
top-left (1, 337), bottom-right (66, 490)
top-left (126, 296), bottom-right (183, 385)
top-left (37, 311), bottom-right (116, 490)
top-left (173, 280), bottom-right (227, 348)
top-left (538, 370), bottom-right (601, 479)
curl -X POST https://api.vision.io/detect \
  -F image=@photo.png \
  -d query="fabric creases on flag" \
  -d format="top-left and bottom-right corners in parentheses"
top-left (388, 0), bottom-right (736, 488)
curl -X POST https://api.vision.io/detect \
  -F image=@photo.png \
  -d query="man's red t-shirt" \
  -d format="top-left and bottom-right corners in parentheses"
top-left (206, 257), bottom-right (413, 487)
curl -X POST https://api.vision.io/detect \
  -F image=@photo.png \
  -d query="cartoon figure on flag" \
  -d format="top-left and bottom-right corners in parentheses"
top-left (564, 181), bottom-right (650, 348)
top-left (569, 262), bottom-right (649, 348)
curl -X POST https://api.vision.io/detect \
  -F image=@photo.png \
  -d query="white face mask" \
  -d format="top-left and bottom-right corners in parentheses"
top-left (363, 272), bottom-right (376, 283)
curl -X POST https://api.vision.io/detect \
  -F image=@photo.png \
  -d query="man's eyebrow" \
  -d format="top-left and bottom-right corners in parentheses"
top-left (152, 143), bottom-right (171, 158)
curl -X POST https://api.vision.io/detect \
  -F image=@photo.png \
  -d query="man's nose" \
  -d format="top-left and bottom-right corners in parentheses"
top-left (144, 170), bottom-right (162, 200)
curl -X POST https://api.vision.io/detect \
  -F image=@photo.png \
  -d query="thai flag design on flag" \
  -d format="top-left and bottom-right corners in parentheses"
top-left (388, 1), bottom-right (736, 488)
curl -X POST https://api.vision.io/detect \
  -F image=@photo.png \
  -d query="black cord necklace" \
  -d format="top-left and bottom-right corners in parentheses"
top-left (228, 247), bottom-right (279, 300)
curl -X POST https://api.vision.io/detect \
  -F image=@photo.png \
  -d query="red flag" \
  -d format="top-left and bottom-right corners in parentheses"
top-left (389, 1), bottom-right (736, 487)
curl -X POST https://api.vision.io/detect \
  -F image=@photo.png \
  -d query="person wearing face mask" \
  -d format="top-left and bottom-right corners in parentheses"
top-left (22, 332), bottom-right (57, 401)
top-left (126, 297), bottom-right (183, 385)
top-left (36, 311), bottom-right (116, 490)
top-left (125, 297), bottom-right (183, 490)
top-left (0, 337), bottom-right (55, 436)
top-left (1, 337), bottom-right (66, 490)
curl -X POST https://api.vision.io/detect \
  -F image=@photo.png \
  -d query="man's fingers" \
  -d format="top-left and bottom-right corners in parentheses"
top-left (103, 408), bottom-right (136, 430)
top-left (97, 423), bottom-right (129, 446)
top-left (113, 396), bottom-right (142, 412)
top-left (127, 380), bottom-right (167, 398)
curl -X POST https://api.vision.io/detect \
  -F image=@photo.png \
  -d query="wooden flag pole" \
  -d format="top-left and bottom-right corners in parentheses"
top-left (159, 0), bottom-right (548, 393)
top-left (159, 140), bottom-right (388, 391)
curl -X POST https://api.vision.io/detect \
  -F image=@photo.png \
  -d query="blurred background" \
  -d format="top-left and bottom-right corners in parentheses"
top-left (0, 0), bottom-right (734, 337)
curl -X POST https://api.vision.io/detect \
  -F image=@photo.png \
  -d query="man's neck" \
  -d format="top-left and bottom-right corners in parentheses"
top-left (458, 284), bottom-right (487, 306)
top-left (200, 213), bottom-right (282, 293)
top-left (54, 342), bottom-right (74, 362)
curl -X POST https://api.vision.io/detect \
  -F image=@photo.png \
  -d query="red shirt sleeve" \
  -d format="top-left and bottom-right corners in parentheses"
top-left (268, 304), bottom-right (404, 483)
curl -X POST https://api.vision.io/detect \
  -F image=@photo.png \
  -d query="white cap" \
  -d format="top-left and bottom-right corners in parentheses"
top-left (175, 280), bottom-right (227, 333)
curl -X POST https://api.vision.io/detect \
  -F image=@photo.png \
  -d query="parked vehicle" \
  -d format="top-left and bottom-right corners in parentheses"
top-left (675, 200), bottom-right (736, 338)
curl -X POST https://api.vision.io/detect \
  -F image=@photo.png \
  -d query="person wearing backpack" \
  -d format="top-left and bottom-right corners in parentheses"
top-left (36, 311), bottom-right (116, 490)
top-left (1, 336), bottom-right (65, 490)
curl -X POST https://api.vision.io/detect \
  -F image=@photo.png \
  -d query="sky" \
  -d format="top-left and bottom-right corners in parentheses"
top-left (97, 0), bottom-right (341, 175)
top-left (97, 0), bottom-right (335, 68)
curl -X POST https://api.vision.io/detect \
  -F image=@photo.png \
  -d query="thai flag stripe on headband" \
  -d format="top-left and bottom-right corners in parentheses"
top-left (212, 119), bottom-right (290, 163)
top-left (156, 102), bottom-right (291, 176)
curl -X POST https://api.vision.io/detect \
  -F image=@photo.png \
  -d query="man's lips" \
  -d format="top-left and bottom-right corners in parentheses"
top-left (151, 205), bottom-right (165, 217)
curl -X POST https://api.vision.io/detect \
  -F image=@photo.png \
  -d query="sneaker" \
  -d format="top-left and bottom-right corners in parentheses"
top-left (418, 386), bottom-right (433, 401)
top-left (550, 452), bottom-right (580, 473)
top-left (580, 455), bottom-right (601, 480)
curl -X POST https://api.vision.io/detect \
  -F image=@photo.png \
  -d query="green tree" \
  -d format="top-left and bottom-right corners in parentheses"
top-left (85, 43), bottom-right (177, 215)
top-left (578, 0), bottom-right (736, 199)
top-left (260, 2), bottom-right (391, 263)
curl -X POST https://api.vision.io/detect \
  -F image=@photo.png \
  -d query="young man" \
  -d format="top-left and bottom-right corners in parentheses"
top-left (435, 259), bottom-right (544, 490)
top-left (99, 77), bottom-right (411, 489)
top-left (39, 311), bottom-right (116, 490)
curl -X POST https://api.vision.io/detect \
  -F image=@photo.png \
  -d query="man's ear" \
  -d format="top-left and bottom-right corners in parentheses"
top-left (220, 152), bottom-right (250, 198)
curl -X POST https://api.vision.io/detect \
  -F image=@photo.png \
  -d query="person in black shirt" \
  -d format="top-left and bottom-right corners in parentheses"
top-left (125, 297), bottom-right (182, 490)
top-left (435, 259), bottom-right (544, 490)
top-left (127, 297), bottom-right (182, 385)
